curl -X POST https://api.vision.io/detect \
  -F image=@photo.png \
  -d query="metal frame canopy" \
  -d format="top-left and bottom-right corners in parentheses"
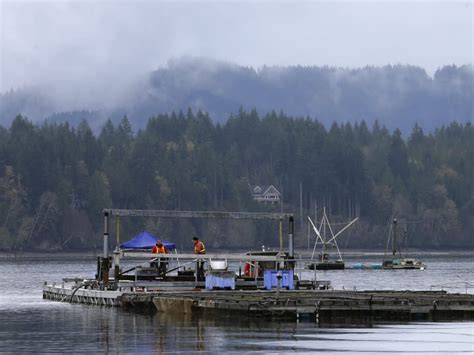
top-left (102, 209), bottom-right (295, 258)
top-left (100, 208), bottom-right (295, 290)
top-left (103, 209), bottom-right (292, 220)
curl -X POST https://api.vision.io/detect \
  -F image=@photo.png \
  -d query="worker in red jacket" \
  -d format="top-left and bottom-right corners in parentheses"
top-left (193, 237), bottom-right (206, 280)
top-left (193, 237), bottom-right (206, 254)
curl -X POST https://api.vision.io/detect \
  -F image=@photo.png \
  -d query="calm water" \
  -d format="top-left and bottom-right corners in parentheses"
top-left (0, 253), bottom-right (473, 353)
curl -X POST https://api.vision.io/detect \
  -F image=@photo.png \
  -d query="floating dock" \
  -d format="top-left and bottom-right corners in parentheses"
top-left (150, 290), bottom-right (474, 323)
top-left (43, 282), bottom-right (474, 324)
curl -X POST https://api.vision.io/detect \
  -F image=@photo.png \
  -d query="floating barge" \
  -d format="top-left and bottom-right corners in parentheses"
top-left (43, 282), bottom-right (474, 324)
top-left (43, 208), bottom-right (474, 324)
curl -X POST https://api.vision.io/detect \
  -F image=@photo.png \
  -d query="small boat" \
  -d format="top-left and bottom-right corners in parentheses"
top-left (307, 256), bottom-right (345, 270)
top-left (382, 218), bottom-right (425, 270)
top-left (306, 208), bottom-right (358, 271)
top-left (382, 258), bottom-right (425, 270)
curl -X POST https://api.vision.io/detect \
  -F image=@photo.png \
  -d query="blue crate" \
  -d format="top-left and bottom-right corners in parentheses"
top-left (205, 271), bottom-right (235, 290)
top-left (263, 270), bottom-right (294, 290)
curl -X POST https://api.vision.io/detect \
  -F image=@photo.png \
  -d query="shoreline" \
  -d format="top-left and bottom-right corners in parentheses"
top-left (0, 251), bottom-right (100, 260)
top-left (1, 249), bottom-right (473, 260)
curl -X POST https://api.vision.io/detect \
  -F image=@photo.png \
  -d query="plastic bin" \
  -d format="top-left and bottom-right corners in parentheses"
top-left (205, 271), bottom-right (235, 290)
top-left (263, 270), bottom-right (294, 290)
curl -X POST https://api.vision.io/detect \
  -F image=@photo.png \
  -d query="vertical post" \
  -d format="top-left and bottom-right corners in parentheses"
top-left (113, 248), bottom-right (120, 290)
top-left (113, 215), bottom-right (120, 290)
top-left (116, 216), bottom-right (120, 246)
top-left (307, 219), bottom-right (310, 252)
top-left (102, 210), bottom-right (110, 289)
top-left (392, 218), bottom-right (397, 257)
top-left (288, 215), bottom-right (294, 258)
top-left (195, 259), bottom-right (198, 286)
top-left (279, 217), bottom-right (283, 252)
top-left (103, 211), bottom-right (109, 258)
top-left (322, 207), bottom-right (327, 261)
top-left (313, 262), bottom-right (317, 289)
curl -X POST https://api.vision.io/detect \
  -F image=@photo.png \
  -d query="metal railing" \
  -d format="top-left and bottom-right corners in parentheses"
top-left (430, 281), bottom-right (474, 294)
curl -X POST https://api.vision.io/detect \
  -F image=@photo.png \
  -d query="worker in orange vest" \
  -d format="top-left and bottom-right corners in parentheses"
top-left (152, 240), bottom-right (168, 254)
top-left (152, 240), bottom-right (168, 276)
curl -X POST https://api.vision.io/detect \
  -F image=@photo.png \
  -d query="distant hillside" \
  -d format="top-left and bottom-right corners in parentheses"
top-left (0, 113), bottom-right (472, 251)
top-left (1, 58), bottom-right (472, 133)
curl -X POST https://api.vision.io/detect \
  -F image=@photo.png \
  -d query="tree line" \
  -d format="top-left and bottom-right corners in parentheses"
top-left (0, 110), bottom-right (472, 252)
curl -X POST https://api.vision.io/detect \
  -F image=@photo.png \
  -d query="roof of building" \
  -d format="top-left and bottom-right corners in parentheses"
top-left (251, 184), bottom-right (281, 196)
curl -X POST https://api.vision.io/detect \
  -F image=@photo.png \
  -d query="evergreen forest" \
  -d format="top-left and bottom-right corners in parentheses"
top-left (0, 110), bottom-right (472, 252)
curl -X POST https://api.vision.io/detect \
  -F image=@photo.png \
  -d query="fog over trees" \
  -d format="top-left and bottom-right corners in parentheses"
top-left (0, 111), bottom-right (472, 251)
top-left (0, 59), bottom-right (472, 134)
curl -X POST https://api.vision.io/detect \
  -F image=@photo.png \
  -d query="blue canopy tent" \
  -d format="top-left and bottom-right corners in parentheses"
top-left (120, 231), bottom-right (176, 251)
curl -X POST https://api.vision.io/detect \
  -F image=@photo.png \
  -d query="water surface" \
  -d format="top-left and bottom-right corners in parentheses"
top-left (0, 253), bottom-right (472, 353)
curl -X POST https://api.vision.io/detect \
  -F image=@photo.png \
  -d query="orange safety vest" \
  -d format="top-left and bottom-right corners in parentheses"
top-left (194, 240), bottom-right (206, 254)
top-left (152, 245), bottom-right (168, 254)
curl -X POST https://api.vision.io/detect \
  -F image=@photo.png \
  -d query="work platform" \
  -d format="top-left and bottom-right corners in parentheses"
top-left (43, 283), bottom-right (474, 324)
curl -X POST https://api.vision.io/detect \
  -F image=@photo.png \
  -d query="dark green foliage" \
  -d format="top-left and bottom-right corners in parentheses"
top-left (0, 112), bottom-right (472, 251)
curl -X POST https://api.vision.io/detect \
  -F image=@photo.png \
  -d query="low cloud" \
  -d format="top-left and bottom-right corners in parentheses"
top-left (1, 1), bottom-right (471, 99)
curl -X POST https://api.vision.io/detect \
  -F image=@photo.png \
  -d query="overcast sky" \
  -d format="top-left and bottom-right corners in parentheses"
top-left (0, 0), bottom-right (472, 93)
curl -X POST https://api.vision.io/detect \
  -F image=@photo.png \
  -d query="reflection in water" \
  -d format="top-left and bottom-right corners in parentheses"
top-left (2, 304), bottom-right (471, 353)
top-left (0, 255), bottom-right (472, 353)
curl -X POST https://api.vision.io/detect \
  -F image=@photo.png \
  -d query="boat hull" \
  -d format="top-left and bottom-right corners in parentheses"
top-left (308, 262), bottom-right (345, 270)
top-left (382, 258), bottom-right (425, 270)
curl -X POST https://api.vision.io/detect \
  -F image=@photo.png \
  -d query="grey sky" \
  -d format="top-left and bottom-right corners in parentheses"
top-left (0, 0), bottom-right (472, 93)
